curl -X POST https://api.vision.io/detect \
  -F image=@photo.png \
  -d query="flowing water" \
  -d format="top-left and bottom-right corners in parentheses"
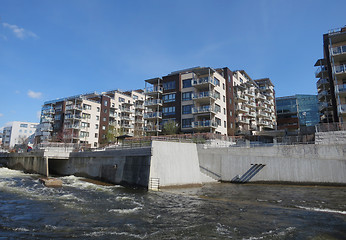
top-left (0, 167), bottom-right (345, 240)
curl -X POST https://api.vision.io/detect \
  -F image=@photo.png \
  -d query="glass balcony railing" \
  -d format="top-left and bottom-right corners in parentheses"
top-left (192, 91), bottom-right (217, 99)
top-left (315, 66), bottom-right (328, 77)
top-left (192, 77), bottom-right (217, 86)
top-left (338, 104), bottom-right (346, 114)
top-left (144, 99), bottom-right (163, 106)
top-left (192, 120), bottom-right (217, 128)
top-left (192, 105), bottom-right (216, 114)
top-left (331, 45), bottom-right (346, 56)
top-left (336, 84), bottom-right (346, 94)
top-left (334, 64), bottom-right (346, 74)
top-left (145, 86), bottom-right (163, 94)
top-left (144, 112), bottom-right (162, 119)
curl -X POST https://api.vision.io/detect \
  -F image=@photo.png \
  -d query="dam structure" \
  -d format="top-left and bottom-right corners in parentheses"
top-left (1, 130), bottom-right (346, 189)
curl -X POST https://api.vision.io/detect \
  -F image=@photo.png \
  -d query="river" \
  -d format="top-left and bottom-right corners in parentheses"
top-left (0, 167), bottom-right (345, 239)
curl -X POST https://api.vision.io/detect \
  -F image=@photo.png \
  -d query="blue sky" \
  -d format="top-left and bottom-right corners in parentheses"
top-left (0, 0), bottom-right (345, 128)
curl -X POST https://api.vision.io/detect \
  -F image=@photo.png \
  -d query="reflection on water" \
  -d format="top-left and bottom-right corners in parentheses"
top-left (0, 167), bottom-right (345, 239)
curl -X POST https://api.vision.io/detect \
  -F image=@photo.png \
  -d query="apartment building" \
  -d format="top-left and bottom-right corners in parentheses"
top-left (315, 26), bottom-right (346, 124)
top-left (36, 90), bottom-right (145, 147)
top-left (232, 71), bottom-right (276, 135)
top-left (2, 121), bottom-right (38, 149)
top-left (144, 67), bottom-right (276, 136)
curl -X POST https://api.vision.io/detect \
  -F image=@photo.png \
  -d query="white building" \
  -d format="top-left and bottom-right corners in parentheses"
top-left (2, 121), bottom-right (39, 148)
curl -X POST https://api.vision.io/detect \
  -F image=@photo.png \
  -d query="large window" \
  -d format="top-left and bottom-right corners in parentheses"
top-left (182, 118), bottom-right (193, 128)
top-left (163, 81), bottom-right (176, 90)
top-left (163, 93), bottom-right (176, 103)
top-left (163, 106), bottom-right (175, 115)
top-left (182, 105), bottom-right (193, 114)
top-left (183, 79), bottom-right (192, 88)
top-left (214, 77), bottom-right (220, 86)
top-left (182, 92), bottom-right (192, 101)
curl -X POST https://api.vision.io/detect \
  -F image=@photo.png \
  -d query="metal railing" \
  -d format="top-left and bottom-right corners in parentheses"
top-left (315, 123), bottom-right (346, 132)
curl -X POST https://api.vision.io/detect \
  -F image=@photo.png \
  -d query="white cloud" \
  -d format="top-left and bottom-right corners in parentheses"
top-left (0, 113), bottom-right (3, 117)
top-left (2, 22), bottom-right (38, 39)
top-left (28, 90), bottom-right (42, 99)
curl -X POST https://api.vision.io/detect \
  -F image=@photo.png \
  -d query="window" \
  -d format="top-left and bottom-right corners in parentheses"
top-left (95, 133), bottom-right (98, 138)
top-left (215, 104), bottom-right (221, 113)
top-left (230, 123), bottom-right (233, 128)
top-left (223, 95), bottom-right (225, 102)
top-left (19, 129), bottom-right (22, 132)
top-left (104, 109), bottom-right (107, 113)
top-left (30, 125), bottom-right (36, 128)
top-left (183, 79), bottom-right (192, 88)
top-left (81, 122), bottom-right (90, 128)
top-left (94, 142), bottom-right (98, 147)
top-left (80, 131), bottom-right (89, 137)
top-left (182, 92), bottom-right (192, 101)
top-left (95, 124), bottom-right (99, 129)
top-left (229, 98), bottom-right (232, 104)
top-left (215, 117), bottom-right (221, 126)
top-left (182, 105), bottom-right (193, 114)
top-left (104, 100), bottom-right (108, 106)
top-left (96, 116), bottom-right (99, 120)
top-left (224, 121), bottom-right (226, 128)
top-left (102, 126), bottom-right (106, 130)
top-left (163, 106), bottom-right (175, 115)
top-left (228, 75), bottom-right (231, 82)
top-left (83, 104), bottom-right (91, 110)
top-left (119, 97), bottom-right (125, 103)
top-left (163, 93), bottom-right (176, 103)
top-left (97, 107), bottom-right (100, 112)
top-left (103, 117), bottom-right (106, 122)
top-left (82, 113), bottom-right (91, 119)
top-left (223, 83), bottom-right (225, 90)
top-left (133, 95), bottom-right (138, 100)
top-left (230, 111), bottom-right (232, 116)
top-left (182, 118), bottom-right (193, 128)
top-left (215, 91), bottom-right (220, 99)
top-left (163, 81), bottom-right (176, 90)
top-left (214, 78), bottom-right (220, 86)
top-left (223, 108), bottom-right (226, 115)
top-left (20, 124), bottom-right (28, 128)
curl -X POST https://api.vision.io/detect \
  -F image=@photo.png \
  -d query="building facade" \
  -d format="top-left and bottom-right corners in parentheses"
top-left (315, 26), bottom-right (346, 124)
top-left (2, 121), bottom-right (38, 149)
top-left (36, 90), bottom-right (145, 147)
top-left (276, 94), bottom-right (320, 133)
top-left (144, 67), bottom-right (276, 136)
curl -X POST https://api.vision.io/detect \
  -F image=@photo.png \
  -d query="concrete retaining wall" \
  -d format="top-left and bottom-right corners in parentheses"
top-left (49, 147), bottom-right (151, 188)
top-left (5, 152), bottom-right (48, 176)
top-left (149, 141), bottom-right (202, 187)
top-left (198, 144), bottom-right (346, 184)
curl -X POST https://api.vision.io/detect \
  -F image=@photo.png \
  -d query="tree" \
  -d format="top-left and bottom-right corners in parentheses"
top-left (163, 120), bottom-right (179, 135)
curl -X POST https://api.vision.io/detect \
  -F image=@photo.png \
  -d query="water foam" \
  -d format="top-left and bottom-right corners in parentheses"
top-left (108, 206), bottom-right (142, 214)
top-left (296, 206), bottom-right (346, 215)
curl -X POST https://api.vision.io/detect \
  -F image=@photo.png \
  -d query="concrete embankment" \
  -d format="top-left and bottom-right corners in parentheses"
top-left (198, 144), bottom-right (346, 185)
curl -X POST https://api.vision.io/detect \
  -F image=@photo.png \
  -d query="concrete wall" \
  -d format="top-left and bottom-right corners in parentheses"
top-left (315, 131), bottom-right (346, 145)
top-left (149, 141), bottom-right (202, 187)
top-left (49, 148), bottom-right (151, 188)
top-left (198, 144), bottom-right (346, 184)
top-left (5, 152), bottom-right (48, 176)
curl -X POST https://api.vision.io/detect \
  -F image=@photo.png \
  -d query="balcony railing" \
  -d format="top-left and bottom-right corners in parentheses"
top-left (331, 45), bottom-right (346, 56)
top-left (120, 116), bottom-right (135, 121)
top-left (315, 65), bottom-right (328, 78)
top-left (120, 107), bottom-right (134, 113)
top-left (317, 78), bottom-right (329, 88)
top-left (65, 105), bottom-right (82, 111)
top-left (192, 91), bottom-right (217, 100)
top-left (41, 117), bottom-right (54, 123)
top-left (144, 112), bottom-right (162, 119)
top-left (192, 105), bottom-right (216, 114)
top-left (192, 120), bottom-right (217, 128)
top-left (65, 115), bottom-right (81, 120)
top-left (338, 104), bottom-right (346, 114)
top-left (144, 125), bottom-right (162, 132)
top-left (335, 84), bottom-right (346, 94)
top-left (145, 86), bottom-right (163, 94)
top-left (144, 99), bottom-right (163, 106)
top-left (334, 64), bottom-right (346, 74)
top-left (192, 76), bottom-right (217, 86)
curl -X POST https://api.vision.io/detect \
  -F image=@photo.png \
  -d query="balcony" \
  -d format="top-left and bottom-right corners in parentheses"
top-left (192, 105), bottom-right (216, 115)
top-left (257, 111), bottom-right (267, 117)
top-left (317, 78), bottom-right (329, 89)
top-left (318, 90), bottom-right (330, 101)
top-left (334, 64), bottom-right (346, 77)
top-left (335, 84), bottom-right (346, 96)
top-left (64, 124), bottom-right (81, 129)
top-left (331, 45), bottom-right (346, 62)
top-left (319, 102), bottom-right (330, 111)
top-left (236, 94), bottom-right (248, 102)
top-left (315, 65), bottom-right (328, 78)
top-left (145, 86), bottom-right (163, 96)
top-left (134, 111), bottom-right (143, 116)
top-left (134, 104), bottom-right (145, 109)
top-left (244, 90), bottom-right (255, 97)
top-left (237, 118), bottom-right (249, 124)
top-left (144, 125), bottom-right (162, 132)
top-left (41, 117), bottom-right (54, 123)
top-left (65, 105), bottom-right (82, 111)
top-left (236, 105), bottom-right (248, 113)
top-left (192, 120), bottom-right (217, 129)
top-left (120, 107), bottom-right (134, 113)
top-left (144, 112), bottom-right (162, 119)
top-left (192, 91), bottom-right (217, 103)
top-left (109, 121), bottom-right (118, 126)
top-left (42, 109), bottom-right (55, 114)
top-left (192, 76), bottom-right (216, 88)
top-left (338, 104), bottom-right (346, 115)
top-left (65, 115), bottom-right (81, 120)
top-left (245, 101), bottom-right (256, 108)
top-left (256, 94), bottom-right (266, 101)
top-left (245, 112), bottom-right (256, 118)
top-left (263, 93), bottom-right (273, 100)
top-left (120, 115), bottom-right (134, 121)
top-left (256, 103), bottom-right (266, 109)
top-left (122, 124), bottom-right (134, 129)
top-left (144, 99), bottom-right (163, 107)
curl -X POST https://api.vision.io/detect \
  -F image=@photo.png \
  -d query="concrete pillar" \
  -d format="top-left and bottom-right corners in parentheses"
top-left (45, 156), bottom-right (49, 177)
top-left (273, 138), bottom-right (277, 145)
